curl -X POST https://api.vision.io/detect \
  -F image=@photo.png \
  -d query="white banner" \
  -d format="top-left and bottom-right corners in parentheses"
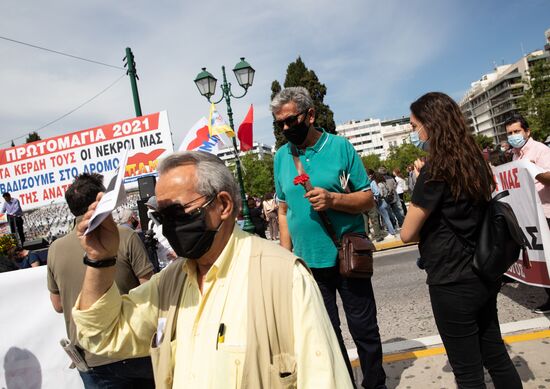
top-left (0, 266), bottom-right (83, 388)
top-left (493, 160), bottom-right (550, 287)
top-left (0, 111), bottom-right (174, 211)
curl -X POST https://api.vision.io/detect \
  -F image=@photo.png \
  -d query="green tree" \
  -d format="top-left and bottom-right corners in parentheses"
top-left (473, 134), bottom-right (494, 150)
top-left (26, 131), bottom-right (41, 143)
top-left (239, 153), bottom-right (275, 198)
top-left (271, 57), bottom-right (336, 149)
top-left (384, 143), bottom-right (426, 173)
top-left (361, 154), bottom-right (382, 173)
top-left (518, 59), bottom-right (550, 141)
top-left (270, 80), bottom-right (286, 149)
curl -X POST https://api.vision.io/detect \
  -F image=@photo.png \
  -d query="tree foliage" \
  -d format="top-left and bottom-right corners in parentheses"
top-left (361, 154), bottom-right (382, 173)
top-left (473, 134), bottom-right (494, 150)
top-left (271, 57), bottom-right (336, 149)
top-left (239, 153), bottom-right (275, 198)
top-left (270, 80), bottom-right (286, 149)
top-left (518, 59), bottom-right (550, 141)
top-left (26, 131), bottom-right (41, 143)
top-left (384, 143), bottom-right (426, 173)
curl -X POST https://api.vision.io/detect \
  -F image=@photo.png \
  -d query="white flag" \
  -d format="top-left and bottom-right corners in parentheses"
top-left (179, 117), bottom-right (223, 154)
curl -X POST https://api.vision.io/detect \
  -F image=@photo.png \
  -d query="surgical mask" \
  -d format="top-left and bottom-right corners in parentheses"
top-left (507, 134), bottom-right (527, 149)
top-left (155, 196), bottom-right (221, 259)
top-left (283, 119), bottom-right (310, 146)
top-left (410, 131), bottom-right (429, 151)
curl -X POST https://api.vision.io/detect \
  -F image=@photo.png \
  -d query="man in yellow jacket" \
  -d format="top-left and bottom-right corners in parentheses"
top-left (72, 151), bottom-right (354, 389)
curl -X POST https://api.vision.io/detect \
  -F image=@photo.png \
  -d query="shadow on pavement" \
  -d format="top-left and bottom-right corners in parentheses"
top-left (443, 344), bottom-right (536, 387)
top-left (499, 278), bottom-right (548, 310)
top-left (382, 337), bottom-right (422, 389)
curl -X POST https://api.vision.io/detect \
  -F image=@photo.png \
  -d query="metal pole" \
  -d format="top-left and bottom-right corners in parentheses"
top-left (125, 47), bottom-right (142, 117)
top-left (220, 66), bottom-right (255, 233)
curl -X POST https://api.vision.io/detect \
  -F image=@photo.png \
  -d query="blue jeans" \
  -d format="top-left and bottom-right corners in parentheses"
top-left (311, 266), bottom-right (386, 389)
top-left (377, 200), bottom-right (396, 235)
top-left (79, 357), bottom-right (155, 389)
top-left (388, 200), bottom-right (404, 226)
top-left (429, 278), bottom-right (521, 388)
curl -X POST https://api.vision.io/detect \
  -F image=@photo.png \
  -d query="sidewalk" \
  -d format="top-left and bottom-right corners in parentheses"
top-left (348, 317), bottom-right (550, 388)
top-left (373, 234), bottom-right (415, 252)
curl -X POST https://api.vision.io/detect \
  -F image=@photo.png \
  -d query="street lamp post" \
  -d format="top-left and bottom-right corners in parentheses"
top-left (194, 58), bottom-right (256, 233)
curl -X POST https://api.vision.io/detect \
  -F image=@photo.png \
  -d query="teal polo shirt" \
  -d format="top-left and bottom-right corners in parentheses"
top-left (274, 129), bottom-right (370, 268)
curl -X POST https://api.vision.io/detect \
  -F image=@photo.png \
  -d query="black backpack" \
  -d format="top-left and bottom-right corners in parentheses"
top-left (444, 190), bottom-right (530, 282)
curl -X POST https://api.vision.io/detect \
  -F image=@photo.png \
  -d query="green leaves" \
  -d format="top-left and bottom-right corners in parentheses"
top-left (518, 59), bottom-right (550, 142)
top-left (239, 153), bottom-right (275, 198)
top-left (25, 131), bottom-right (41, 144)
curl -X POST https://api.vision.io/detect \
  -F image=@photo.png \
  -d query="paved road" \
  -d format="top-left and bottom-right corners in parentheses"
top-left (339, 245), bottom-right (549, 349)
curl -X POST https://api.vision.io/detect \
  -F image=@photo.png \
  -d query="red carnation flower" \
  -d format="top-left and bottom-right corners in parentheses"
top-left (293, 174), bottom-right (310, 186)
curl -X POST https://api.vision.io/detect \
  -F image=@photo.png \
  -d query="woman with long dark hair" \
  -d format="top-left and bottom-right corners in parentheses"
top-left (400, 92), bottom-right (522, 388)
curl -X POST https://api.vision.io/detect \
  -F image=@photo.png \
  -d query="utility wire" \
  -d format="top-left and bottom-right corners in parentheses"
top-left (0, 35), bottom-right (125, 70)
top-left (0, 73), bottom-right (126, 147)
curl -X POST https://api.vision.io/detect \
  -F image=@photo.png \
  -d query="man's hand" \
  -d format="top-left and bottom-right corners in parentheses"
top-left (305, 187), bottom-right (334, 211)
top-left (77, 192), bottom-right (120, 260)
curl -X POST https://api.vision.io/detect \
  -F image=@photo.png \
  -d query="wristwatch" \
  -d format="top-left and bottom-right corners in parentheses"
top-left (83, 254), bottom-right (117, 268)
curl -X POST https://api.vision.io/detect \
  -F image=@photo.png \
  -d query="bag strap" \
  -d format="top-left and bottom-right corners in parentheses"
top-left (290, 145), bottom-right (341, 249)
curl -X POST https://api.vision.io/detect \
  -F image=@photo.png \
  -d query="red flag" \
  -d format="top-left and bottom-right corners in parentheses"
top-left (238, 105), bottom-right (253, 151)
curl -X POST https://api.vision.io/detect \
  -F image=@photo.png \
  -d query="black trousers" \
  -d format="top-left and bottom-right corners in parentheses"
top-left (311, 266), bottom-right (386, 389)
top-left (79, 356), bottom-right (155, 389)
top-left (429, 278), bottom-right (522, 389)
top-left (7, 215), bottom-right (25, 244)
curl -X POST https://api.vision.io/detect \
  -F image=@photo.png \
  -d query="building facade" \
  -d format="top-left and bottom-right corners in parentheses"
top-left (216, 142), bottom-right (273, 164)
top-left (335, 119), bottom-right (385, 157)
top-left (336, 117), bottom-right (411, 159)
top-left (460, 28), bottom-right (550, 142)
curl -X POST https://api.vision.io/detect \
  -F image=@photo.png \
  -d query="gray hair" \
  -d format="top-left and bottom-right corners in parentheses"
top-left (270, 86), bottom-right (314, 113)
top-left (158, 151), bottom-right (241, 216)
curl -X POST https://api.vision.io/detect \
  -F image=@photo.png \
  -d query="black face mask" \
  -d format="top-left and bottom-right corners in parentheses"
top-left (283, 119), bottom-right (310, 146)
top-left (161, 204), bottom-right (221, 259)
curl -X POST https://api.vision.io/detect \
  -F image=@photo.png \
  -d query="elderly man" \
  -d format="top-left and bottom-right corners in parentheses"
top-left (271, 87), bottom-right (386, 389)
top-left (506, 113), bottom-right (550, 314)
top-left (72, 151), bottom-right (352, 389)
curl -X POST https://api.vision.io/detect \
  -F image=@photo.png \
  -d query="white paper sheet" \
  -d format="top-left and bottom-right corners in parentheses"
top-left (84, 148), bottom-right (130, 235)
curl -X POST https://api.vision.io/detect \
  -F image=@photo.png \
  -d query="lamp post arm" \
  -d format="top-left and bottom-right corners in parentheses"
top-left (229, 88), bottom-right (249, 99)
top-left (206, 94), bottom-right (225, 105)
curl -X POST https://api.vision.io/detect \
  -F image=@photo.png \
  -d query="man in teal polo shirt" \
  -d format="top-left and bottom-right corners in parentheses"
top-left (272, 87), bottom-right (386, 389)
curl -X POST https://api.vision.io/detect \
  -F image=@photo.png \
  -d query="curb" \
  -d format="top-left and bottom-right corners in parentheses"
top-left (373, 239), bottom-right (416, 251)
top-left (347, 316), bottom-right (550, 366)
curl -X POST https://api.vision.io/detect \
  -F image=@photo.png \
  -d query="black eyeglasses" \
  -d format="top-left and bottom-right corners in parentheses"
top-left (151, 194), bottom-right (216, 225)
top-left (273, 109), bottom-right (308, 130)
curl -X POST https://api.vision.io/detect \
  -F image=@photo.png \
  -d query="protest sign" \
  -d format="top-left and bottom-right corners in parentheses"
top-left (0, 111), bottom-right (173, 211)
top-left (493, 160), bottom-right (550, 287)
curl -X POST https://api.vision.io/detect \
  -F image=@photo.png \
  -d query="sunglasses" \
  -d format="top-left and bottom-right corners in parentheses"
top-left (273, 109), bottom-right (308, 130)
top-left (151, 194), bottom-right (216, 225)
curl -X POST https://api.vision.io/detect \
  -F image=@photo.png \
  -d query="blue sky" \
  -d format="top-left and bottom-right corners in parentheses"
top-left (1, 0), bottom-right (549, 150)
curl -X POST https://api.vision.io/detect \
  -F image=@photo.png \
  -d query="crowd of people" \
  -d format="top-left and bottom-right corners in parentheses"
top-left (1, 87), bottom-right (550, 389)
